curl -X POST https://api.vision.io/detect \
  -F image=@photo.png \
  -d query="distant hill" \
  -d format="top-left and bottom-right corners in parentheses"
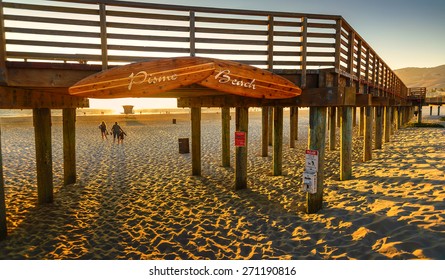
top-left (395, 65), bottom-right (445, 93)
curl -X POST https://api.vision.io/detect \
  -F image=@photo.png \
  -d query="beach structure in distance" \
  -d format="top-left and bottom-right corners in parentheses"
top-left (0, 0), bottom-right (425, 241)
top-left (122, 105), bottom-right (134, 115)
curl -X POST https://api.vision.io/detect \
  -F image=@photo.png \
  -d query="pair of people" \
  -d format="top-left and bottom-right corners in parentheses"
top-left (99, 121), bottom-right (127, 143)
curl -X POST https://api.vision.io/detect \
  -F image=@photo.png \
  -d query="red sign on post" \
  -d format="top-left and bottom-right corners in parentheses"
top-left (305, 149), bottom-right (319, 173)
top-left (235, 131), bottom-right (247, 147)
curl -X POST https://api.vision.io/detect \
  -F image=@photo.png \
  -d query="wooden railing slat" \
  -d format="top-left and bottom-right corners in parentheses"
top-left (5, 27), bottom-right (99, 38)
top-left (2, 2), bottom-right (98, 15)
top-left (3, 15), bottom-right (99, 27)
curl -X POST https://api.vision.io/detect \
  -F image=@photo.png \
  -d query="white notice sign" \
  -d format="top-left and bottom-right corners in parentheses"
top-left (305, 149), bottom-right (319, 173)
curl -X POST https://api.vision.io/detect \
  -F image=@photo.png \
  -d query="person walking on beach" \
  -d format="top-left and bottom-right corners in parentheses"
top-left (99, 121), bottom-right (108, 140)
top-left (111, 122), bottom-right (124, 143)
top-left (118, 129), bottom-right (127, 144)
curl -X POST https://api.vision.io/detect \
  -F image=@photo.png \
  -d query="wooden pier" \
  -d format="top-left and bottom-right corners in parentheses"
top-left (0, 0), bottom-right (421, 240)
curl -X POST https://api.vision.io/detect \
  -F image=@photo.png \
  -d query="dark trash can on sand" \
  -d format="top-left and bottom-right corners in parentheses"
top-left (178, 138), bottom-right (189, 154)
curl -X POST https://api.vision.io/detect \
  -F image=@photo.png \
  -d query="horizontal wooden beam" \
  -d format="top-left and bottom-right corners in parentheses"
top-left (178, 95), bottom-right (282, 108)
top-left (0, 86), bottom-right (89, 109)
top-left (370, 96), bottom-right (389, 106)
top-left (178, 87), bottom-right (354, 107)
top-left (6, 65), bottom-right (99, 88)
top-left (356, 94), bottom-right (371, 107)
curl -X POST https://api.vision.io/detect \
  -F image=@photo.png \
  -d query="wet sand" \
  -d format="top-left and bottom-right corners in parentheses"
top-left (0, 110), bottom-right (444, 259)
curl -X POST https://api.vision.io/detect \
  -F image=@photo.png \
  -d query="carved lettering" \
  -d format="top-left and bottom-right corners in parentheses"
top-left (128, 71), bottom-right (178, 90)
top-left (215, 69), bottom-right (256, 90)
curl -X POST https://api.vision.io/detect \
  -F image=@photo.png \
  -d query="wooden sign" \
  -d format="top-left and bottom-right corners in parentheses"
top-left (69, 57), bottom-right (216, 98)
top-left (235, 131), bottom-right (247, 147)
top-left (198, 59), bottom-right (302, 99)
top-left (69, 57), bottom-right (302, 99)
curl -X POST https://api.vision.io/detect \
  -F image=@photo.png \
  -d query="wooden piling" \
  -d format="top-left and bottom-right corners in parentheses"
top-left (359, 107), bottom-right (364, 136)
top-left (235, 107), bottom-right (249, 190)
top-left (307, 107), bottom-right (327, 214)
top-left (340, 106), bottom-right (352, 180)
top-left (191, 107), bottom-right (201, 176)
top-left (406, 107), bottom-right (410, 123)
top-left (327, 107), bottom-right (331, 131)
top-left (336, 107), bottom-right (341, 128)
top-left (221, 107), bottom-right (231, 167)
top-left (63, 108), bottom-right (76, 186)
top-left (374, 107), bottom-right (383, 149)
top-left (273, 106), bottom-right (283, 176)
top-left (383, 106), bottom-right (391, 143)
top-left (329, 106), bottom-right (336, 151)
top-left (417, 104), bottom-right (422, 124)
top-left (390, 107), bottom-right (395, 135)
top-left (268, 107), bottom-right (273, 146)
top-left (363, 106), bottom-right (373, 162)
top-left (352, 107), bottom-right (357, 127)
top-left (33, 108), bottom-right (53, 204)
top-left (394, 107), bottom-right (399, 130)
top-left (289, 107), bottom-right (296, 148)
top-left (0, 125), bottom-right (7, 240)
top-left (261, 107), bottom-right (268, 157)
top-left (294, 107), bottom-right (299, 141)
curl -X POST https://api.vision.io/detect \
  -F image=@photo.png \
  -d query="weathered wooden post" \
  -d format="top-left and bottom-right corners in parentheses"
top-left (407, 107), bottom-right (411, 123)
top-left (430, 106), bottom-right (433, 116)
top-left (363, 106), bottom-right (373, 161)
top-left (438, 106), bottom-right (441, 116)
top-left (395, 107), bottom-right (400, 130)
top-left (359, 107), bottom-right (364, 136)
top-left (374, 106), bottom-right (383, 149)
top-left (63, 108), bottom-right (76, 186)
top-left (394, 107), bottom-right (398, 130)
top-left (0, 125), bottom-right (7, 240)
top-left (390, 107), bottom-right (395, 135)
top-left (273, 106), bottom-right (283, 176)
top-left (294, 107), bottom-right (299, 141)
top-left (289, 107), bottom-right (296, 148)
top-left (339, 87), bottom-right (355, 181)
top-left (399, 107), bottom-right (404, 127)
top-left (261, 107), bottom-right (268, 157)
top-left (340, 106), bottom-right (352, 180)
top-left (268, 107), bottom-right (273, 146)
top-left (383, 106), bottom-right (391, 143)
top-left (191, 107), bottom-right (201, 176)
top-left (33, 108), bottom-right (53, 204)
top-left (417, 104), bottom-right (422, 124)
top-left (336, 107), bottom-right (341, 128)
top-left (329, 106), bottom-right (336, 151)
top-left (327, 107), bottom-right (331, 131)
top-left (352, 107), bottom-right (357, 127)
top-left (221, 107), bottom-right (231, 167)
top-left (235, 107), bottom-right (249, 190)
top-left (307, 107), bottom-right (327, 214)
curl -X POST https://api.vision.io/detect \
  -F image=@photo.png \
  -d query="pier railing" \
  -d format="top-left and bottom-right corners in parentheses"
top-left (425, 95), bottom-right (445, 105)
top-left (407, 87), bottom-right (427, 100)
top-left (0, 0), bottom-right (408, 98)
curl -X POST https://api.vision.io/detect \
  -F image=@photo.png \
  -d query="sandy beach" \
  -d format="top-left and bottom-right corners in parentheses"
top-left (0, 109), bottom-right (444, 260)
